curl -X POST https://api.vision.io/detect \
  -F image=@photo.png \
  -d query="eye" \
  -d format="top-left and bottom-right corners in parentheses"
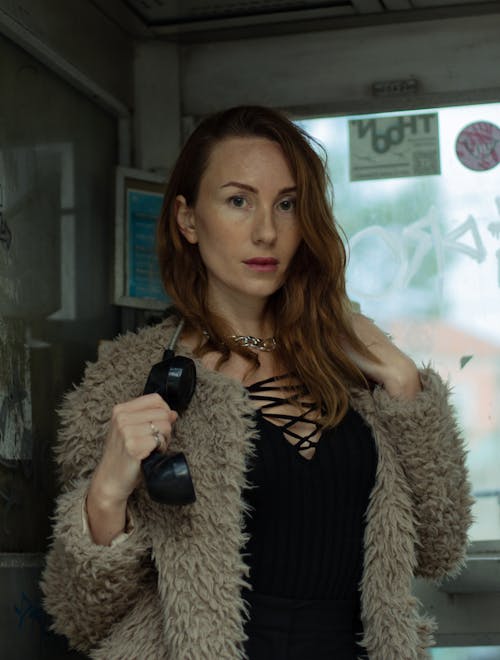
top-left (277, 198), bottom-right (296, 212)
top-left (228, 195), bottom-right (247, 208)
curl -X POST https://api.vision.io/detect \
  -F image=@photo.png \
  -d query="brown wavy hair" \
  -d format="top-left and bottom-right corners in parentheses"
top-left (157, 105), bottom-right (372, 427)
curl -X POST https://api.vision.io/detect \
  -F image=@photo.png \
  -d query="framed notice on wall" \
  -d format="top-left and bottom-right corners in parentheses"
top-left (114, 167), bottom-right (170, 309)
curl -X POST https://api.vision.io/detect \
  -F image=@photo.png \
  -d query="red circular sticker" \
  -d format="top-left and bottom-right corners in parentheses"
top-left (455, 121), bottom-right (500, 171)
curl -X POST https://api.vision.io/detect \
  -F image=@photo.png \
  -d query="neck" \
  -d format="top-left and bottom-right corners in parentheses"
top-left (206, 285), bottom-right (273, 338)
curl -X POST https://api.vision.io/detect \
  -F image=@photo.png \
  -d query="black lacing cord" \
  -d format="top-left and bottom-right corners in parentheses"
top-left (247, 375), bottom-right (322, 454)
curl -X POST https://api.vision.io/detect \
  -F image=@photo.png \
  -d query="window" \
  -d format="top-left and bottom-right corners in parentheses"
top-left (299, 102), bottom-right (500, 542)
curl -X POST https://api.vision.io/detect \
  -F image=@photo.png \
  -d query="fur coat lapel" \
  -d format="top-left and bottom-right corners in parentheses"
top-left (136, 342), bottom-right (259, 658)
top-left (350, 389), bottom-right (435, 658)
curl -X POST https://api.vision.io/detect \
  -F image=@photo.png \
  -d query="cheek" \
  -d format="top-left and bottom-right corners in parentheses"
top-left (195, 224), bottom-right (233, 268)
top-left (287, 226), bottom-right (303, 254)
top-left (197, 222), bottom-right (227, 250)
top-left (192, 212), bottom-right (217, 249)
top-left (196, 211), bottom-right (243, 255)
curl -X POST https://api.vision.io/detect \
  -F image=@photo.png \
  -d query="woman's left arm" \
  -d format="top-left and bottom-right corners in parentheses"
top-left (347, 314), bottom-right (474, 579)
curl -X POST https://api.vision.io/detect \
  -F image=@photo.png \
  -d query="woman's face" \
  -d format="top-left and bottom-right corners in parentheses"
top-left (176, 137), bottom-right (302, 310)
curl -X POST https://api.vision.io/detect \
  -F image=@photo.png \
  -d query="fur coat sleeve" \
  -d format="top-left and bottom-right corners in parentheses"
top-left (352, 365), bottom-right (474, 584)
top-left (40, 330), bottom-right (159, 653)
top-left (348, 368), bottom-right (473, 660)
top-left (370, 367), bottom-right (474, 579)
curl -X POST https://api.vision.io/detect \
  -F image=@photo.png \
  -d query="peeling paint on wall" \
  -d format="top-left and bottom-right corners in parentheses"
top-left (0, 318), bottom-right (32, 460)
top-left (0, 215), bottom-right (12, 251)
top-left (0, 147), bottom-right (61, 319)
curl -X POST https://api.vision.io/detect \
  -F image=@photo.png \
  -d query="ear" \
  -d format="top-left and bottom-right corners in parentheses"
top-left (175, 195), bottom-right (198, 244)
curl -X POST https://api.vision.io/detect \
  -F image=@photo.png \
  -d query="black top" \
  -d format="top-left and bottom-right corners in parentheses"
top-left (242, 375), bottom-right (378, 601)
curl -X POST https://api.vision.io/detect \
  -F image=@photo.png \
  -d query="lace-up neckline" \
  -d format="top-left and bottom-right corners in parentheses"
top-left (246, 373), bottom-right (322, 460)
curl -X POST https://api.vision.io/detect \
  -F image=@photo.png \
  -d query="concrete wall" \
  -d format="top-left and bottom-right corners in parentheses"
top-left (133, 42), bottom-right (181, 174)
top-left (0, 0), bottom-right (133, 113)
top-left (0, 29), bottom-right (118, 660)
top-left (180, 13), bottom-right (500, 118)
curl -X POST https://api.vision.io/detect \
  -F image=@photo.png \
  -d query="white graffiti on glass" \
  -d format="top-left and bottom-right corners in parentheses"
top-left (488, 196), bottom-right (500, 239)
top-left (348, 198), bottom-right (500, 299)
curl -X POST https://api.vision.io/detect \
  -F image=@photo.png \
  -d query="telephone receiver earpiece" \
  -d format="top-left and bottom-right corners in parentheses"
top-left (141, 348), bottom-right (197, 505)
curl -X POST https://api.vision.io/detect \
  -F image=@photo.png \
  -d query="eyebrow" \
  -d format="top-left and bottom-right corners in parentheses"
top-left (220, 181), bottom-right (297, 195)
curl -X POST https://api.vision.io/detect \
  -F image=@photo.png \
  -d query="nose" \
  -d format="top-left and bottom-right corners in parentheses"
top-left (251, 204), bottom-right (277, 246)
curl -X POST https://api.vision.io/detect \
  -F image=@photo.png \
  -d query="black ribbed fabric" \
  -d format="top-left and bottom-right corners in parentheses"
top-left (242, 591), bottom-right (366, 659)
top-left (242, 404), bottom-right (377, 601)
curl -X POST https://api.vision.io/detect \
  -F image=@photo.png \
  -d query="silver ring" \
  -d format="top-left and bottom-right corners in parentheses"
top-left (149, 421), bottom-right (162, 448)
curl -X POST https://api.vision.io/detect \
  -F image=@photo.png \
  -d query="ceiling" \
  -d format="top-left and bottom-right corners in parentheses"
top-left (90, 0), bottom-right (500, 40)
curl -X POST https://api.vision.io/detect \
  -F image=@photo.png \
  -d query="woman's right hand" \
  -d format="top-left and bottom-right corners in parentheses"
top-left (86, 393), bottom-right (177, 544)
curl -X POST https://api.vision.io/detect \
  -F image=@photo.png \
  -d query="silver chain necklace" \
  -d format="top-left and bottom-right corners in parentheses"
top-left (203, 330), bottom-right (277, 352)
top-left (229, 335), bottom-right (277, 352)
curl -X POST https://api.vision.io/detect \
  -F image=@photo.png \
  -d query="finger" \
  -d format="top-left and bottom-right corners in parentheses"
top-left (114, 417), bottom-right (174, 445)
top-left (126, 435), bottom-right (168, 461)
top-left (140, 408), bottom-right (178, 424)
top-left (113, 392), bottom-right (172, 415)
top-left (154, 431), bottom-right (168, 453)
top-left (120, 421), bottom-right (172, 458)
top-left (147, 423), bottom-right (169, 454)
top-left (141, 419), bottom-right (174, 441)
top-left (113, 409), bottom-right (178, 431)
top-left (148, 422), bottom-right (164, 451)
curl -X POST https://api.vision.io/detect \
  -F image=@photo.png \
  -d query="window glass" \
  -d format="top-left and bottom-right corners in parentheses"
top-left (299, 102), bottom-right (500, 541)
top-left (431, 648), bottom-right (500, 659)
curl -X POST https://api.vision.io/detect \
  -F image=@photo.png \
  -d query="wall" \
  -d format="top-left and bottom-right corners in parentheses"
top-left (134, 42), bottom-right (181, 174)
top-left (0, 0), bottom-right (133, 113)
top-left (0, 31), bottom-right (118, 659)
top-left (180, 13), bottom-right (500, 118)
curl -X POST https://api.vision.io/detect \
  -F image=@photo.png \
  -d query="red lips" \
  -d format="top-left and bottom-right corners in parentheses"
top-left (243, 258), bottom-right (279, 265)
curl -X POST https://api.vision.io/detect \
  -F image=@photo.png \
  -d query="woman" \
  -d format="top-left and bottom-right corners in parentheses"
top-left (41, 106), bottom-right (473, 659)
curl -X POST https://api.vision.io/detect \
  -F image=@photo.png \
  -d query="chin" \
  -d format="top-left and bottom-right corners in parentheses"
top-left (245, 285), bottom-right (282, 300)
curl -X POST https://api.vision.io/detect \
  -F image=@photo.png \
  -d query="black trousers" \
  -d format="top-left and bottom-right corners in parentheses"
top-left (242, 591), bottom-right (367, 660)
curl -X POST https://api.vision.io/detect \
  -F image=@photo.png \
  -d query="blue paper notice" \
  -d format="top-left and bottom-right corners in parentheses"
top-left (127, 189), bottom-right (168, 301)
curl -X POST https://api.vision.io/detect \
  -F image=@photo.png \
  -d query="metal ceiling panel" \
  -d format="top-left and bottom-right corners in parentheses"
top-left (124, 0), bottom-right (350, 24)
top-left (382, 0), bottom-right (412, 9)
top-left (412, 0), bottom-right (494, 6)
top-left (350, 0), bottom-right (385, 12)
top-left (93, 0), bottom-right (500, 39)
top-left (123, 0), bottom-right (500, 25)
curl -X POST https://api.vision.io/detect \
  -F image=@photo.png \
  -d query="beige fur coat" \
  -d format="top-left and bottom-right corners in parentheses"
top-left (41, 319), bottom-right (473, 659)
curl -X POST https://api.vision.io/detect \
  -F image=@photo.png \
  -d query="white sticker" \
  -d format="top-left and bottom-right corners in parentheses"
top-left (349, 113), bottom-right (440, 181)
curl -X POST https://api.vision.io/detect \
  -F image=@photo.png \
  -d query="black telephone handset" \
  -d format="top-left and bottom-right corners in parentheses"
top-left (141, 321), bottom-right (197, 505)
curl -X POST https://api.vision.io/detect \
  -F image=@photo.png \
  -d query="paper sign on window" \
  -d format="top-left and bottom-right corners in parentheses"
top-left (349, 113), bottom-right (440, 181)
